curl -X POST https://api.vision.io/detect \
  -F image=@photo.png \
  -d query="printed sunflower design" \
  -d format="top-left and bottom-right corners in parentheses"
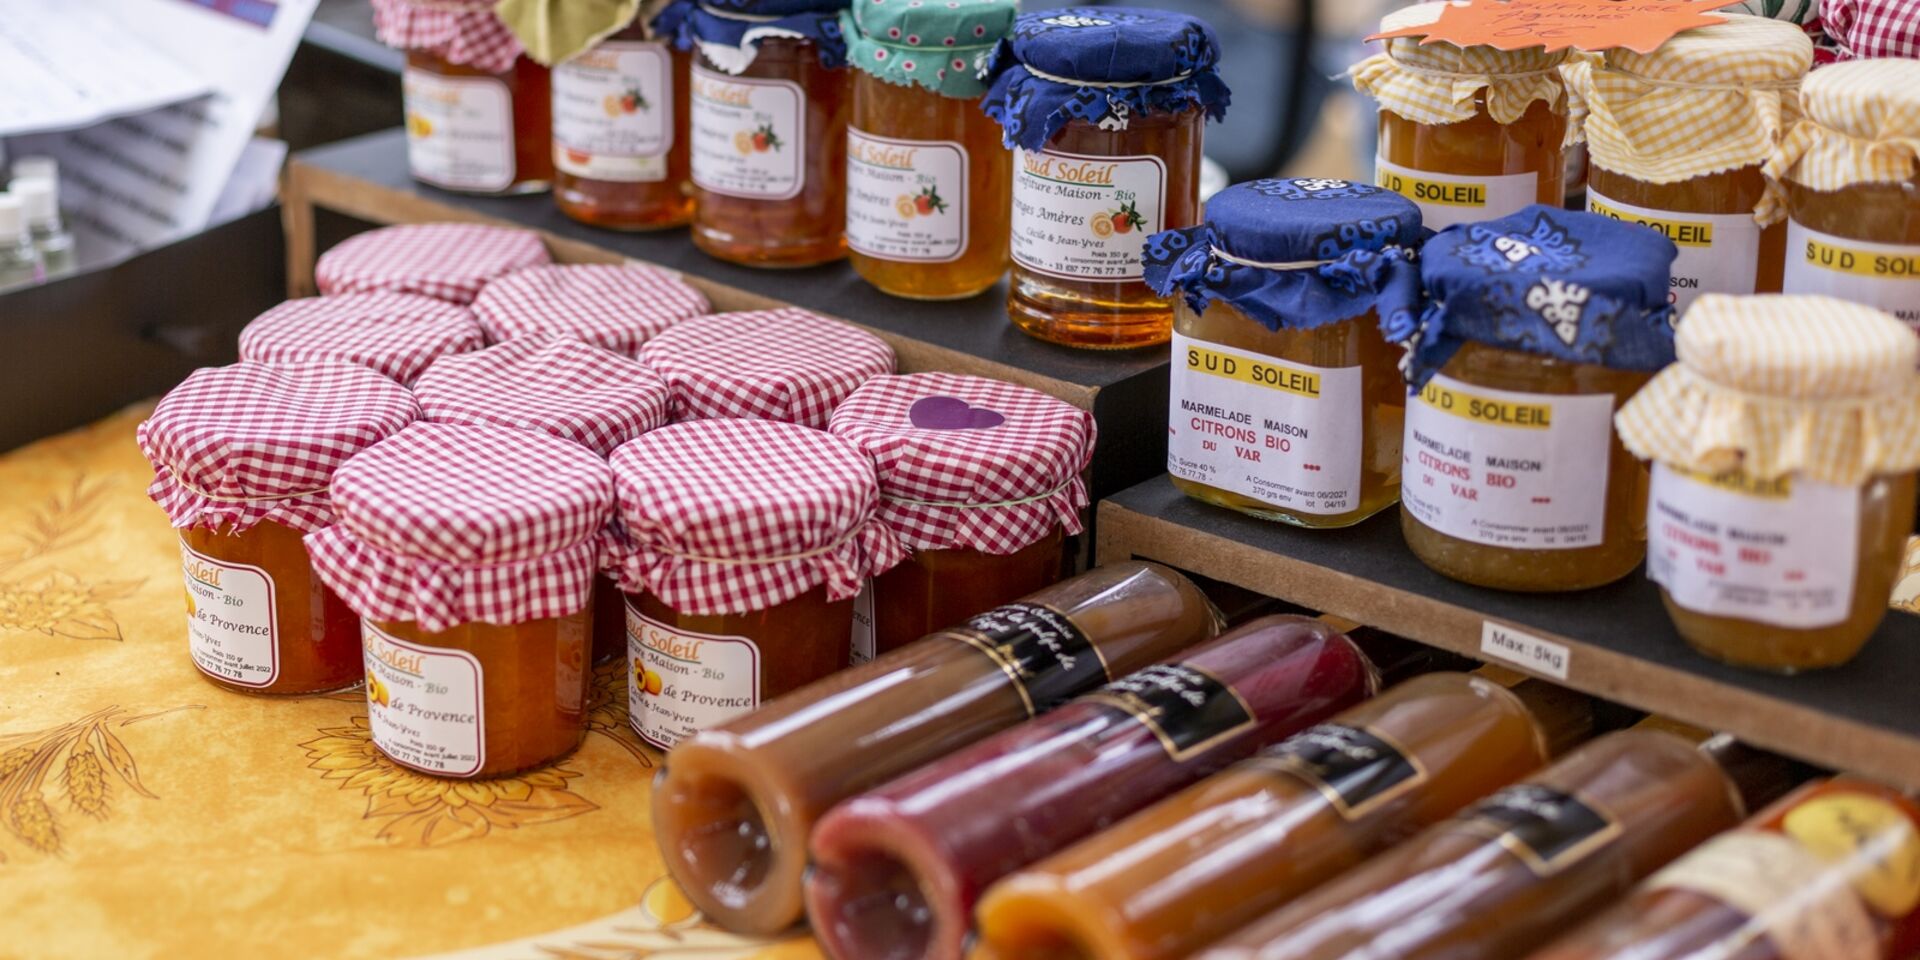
top-left (0, 477), bottom-right (141, 642)
top-left (588, 658), bottom-right (655, 767)
top-left (0, 704), bottom-right (203, 860)
top-left (300, 716), bottom-right (598, 847)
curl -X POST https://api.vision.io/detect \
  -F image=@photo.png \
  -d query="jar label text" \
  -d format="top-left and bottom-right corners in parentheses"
top-left (362, 622), bottom-right (485, 777)
top-left (1257, 723), bottom-right (1425, 820)
top-left (1783, 221), bottom-right (1920, 329)
top-left (553, 40), bottom-right (672, 182)
top-left (849, 579), bottom-right (876, 665)
top-left (180, 540), bottom-right (278, 688)
top-left (1375, 156), bottom-right (1536, 230)
top-left (1083, 662), bottom-right (1255, 762)
top-left (1011, 148), bottom-right (1165, 281)
top-left (1401, 374), bottom-right (1614, 550)
top-left (945, 601), bottom-right (1105, 717)
top-left (690, 68), bottom-right (804, 200)
top-left (1459, 785), bottom-right (1621, 878)
top-left (1647, 464), bottom-right (1859, 630)
top-left (1168, 332), bottom-right (1367, 516)
top-left (846, 129), bottom-right (968, 263)
top-left (1589, 188), bottom-right (1763, 314)
top-left (402, 67), bottom-right (516, 192)
top-left (628, 603), bottom-right (760, 750)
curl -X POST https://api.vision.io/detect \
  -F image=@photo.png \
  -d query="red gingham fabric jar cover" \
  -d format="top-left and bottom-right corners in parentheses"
top-left (412, 336), bottom-right (673, 457)
top-left (370, 0), bottom-right (525, 73)
top-left (306, 423), bottom-right (615, 632)
top-left (470, 263), bottom-right (712, 355)
top-left (137, 361), bottom-right (420, 536)
top-left (636, 308), bottom-right (896, 428)
top-left (314, 224), bottom-right (551, 304)
top-left (827, 373), bottom-right (1096, 554)
top-left (1819, 0), bottom-right (1920, 62)
top-left (607, 419), bottom-right (907, 617)
top-left (238, 292), bottom-right (486, 385)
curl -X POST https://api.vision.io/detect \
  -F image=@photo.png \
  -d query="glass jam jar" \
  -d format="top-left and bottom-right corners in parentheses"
top-left (636, 307), bottom-right (895, 427)
top-left (840, 0), bottom-right (1015, 299)
top-left (1764, 59), bottom-right (1920, 329)
top-left (306, 422), bottom-right (613, 778)
top-left (1617, 294), bottom-right (1920, 672)
top-left (1145, 178), bottom-right (1427, 529)
top-left (660, 0), bottom-right (854, 267)
top-left (1575, 17), bottom-right (1810, 315)
top-left (139, 362), bottom-right (419, 695)
top-left (827, 372), bottom-right (1096, 660)
top-left (412, 335), bottom-right (674, 665)
top-left (608, 418), bottom-right (904, 750)
top-left (1397, 206), bottom-right (1679, 592)
top-left (1356, 3), bottom-right (1569, 231)
top-left (981, 8), bottom-right (1231, 349)
top-left (550, 19), bottom-right (694, 229)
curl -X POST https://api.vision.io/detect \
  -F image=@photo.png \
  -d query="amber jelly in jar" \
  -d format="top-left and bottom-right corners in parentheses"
top-left (1146, 178), bottom-right (1428, 529)
top-left (1764, 59), bottom-right (1920, 329)
top-left (1573, 17), bottom-right (1810, 314)
top-left (550, 16), bottom-right (695, 229)
top-left (980, 8), bottom-right (1231, 349)
top-left (1355, 3), bottom-right (1569, 231)
top-left (660, 0), bottom-right (854, 267)
top-left (1617, 295), bottom-right (1920, 673)
top-left (1397, 206), bottom-right (1679, 592)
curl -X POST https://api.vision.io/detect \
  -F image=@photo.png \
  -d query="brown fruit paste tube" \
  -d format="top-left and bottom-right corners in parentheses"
top-left (651, 561), bottom-right (1220, 934)
top-left (1191, 729), bottom-right (1751, 960)
top-left (971, 672), bottom-right (1592, 960)
top-left (805, 615), bottom-right (1377, 960)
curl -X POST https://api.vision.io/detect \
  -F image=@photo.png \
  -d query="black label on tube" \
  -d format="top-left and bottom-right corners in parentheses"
top-left (1082, 662), bottom-right (1257, 762)
top-left (1258, 724), bottom-right (1426, 820)
top-left (1458, 784), bottom-right (1621, 877)
top-left (948, 602), bottom-right (1108, 717)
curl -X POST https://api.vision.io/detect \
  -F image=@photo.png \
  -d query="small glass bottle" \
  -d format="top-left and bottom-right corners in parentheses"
top-left (1397, 206), bottom-right (1679, 592)
top-left (981, 8), bottom-right (1231, 349)
top-left (551, 18), bottom-right (694, 229)
top-left (141, 363), bottom-right (420, 696)
top-left (663, 0), bottom-right (854, 267)
top-left (1574, 17), bottom-right (1810, 315)
top-left (12, 178), bottom-right (75, 279)
top-left (1616, 294), bottom-right (1920, 672)
top-left (0, 193), bottom-right (43, 291)
top-left (1355, 3), bottom-right (1570, 231)
top-left (1763, 59), bottom-right (1920, 328)
top-left (827, 372), bottom-right (1095, 660)
top-left (307, 422), bottom-right (611, 778)
top-left (1146, 177), bottom-right (1426, 529)
top-left (840, 0), bottom-right (1015, 299)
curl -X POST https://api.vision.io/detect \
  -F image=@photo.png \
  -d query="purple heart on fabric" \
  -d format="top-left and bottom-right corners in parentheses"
top-left (909, 396), bottom-right (1006, 431)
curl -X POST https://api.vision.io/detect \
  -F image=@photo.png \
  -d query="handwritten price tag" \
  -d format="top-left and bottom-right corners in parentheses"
top-left (1369, 0), bottom-right (1745, 55)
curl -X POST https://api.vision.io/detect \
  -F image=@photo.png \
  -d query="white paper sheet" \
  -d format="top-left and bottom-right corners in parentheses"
top-left (0, 0), bottom-right (210, 137)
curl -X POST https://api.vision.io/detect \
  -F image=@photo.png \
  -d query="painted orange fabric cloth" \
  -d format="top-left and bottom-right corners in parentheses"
top-left (0, 405), bottom-right (821, 960)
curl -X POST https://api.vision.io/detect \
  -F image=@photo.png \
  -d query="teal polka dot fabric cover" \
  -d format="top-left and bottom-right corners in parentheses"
top-left (841, 0), bottom-right (1016, 98)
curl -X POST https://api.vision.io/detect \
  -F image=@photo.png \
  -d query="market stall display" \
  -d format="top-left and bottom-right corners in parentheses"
top-left (466, 262), bottom-right (711, 353)
top-left (637, 308), bottom-right (895, 427)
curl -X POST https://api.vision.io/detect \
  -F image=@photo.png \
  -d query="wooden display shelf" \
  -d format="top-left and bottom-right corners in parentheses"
top-left (1097, 475), bottom-right (1920, 790)
top-left (283, 129), bottom-right (1170, 502)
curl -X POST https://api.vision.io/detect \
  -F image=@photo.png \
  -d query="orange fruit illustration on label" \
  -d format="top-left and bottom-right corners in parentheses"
top-left (603, 94), bottom-right (623, 117)
top-left (733, 130), bottom-right (754, 155)
top-left (183, 585), bottom-right (197, 618)
top-left (367, 672), bottom-right (391, 707)
top-left (634, 663), bottom-right (664, 696)
top-left (896, 194), bottom-right (917, 219)
top-left (1089, 213), bottom-right (1114, 238)
top-left (751, 123), bottom-right (782, 153)
top-left (646, 670), bottom-right (664, 696)
top-left (406, 112), bottom-right (433, 138)
top-left (1110, 200), bottom-right (1146, 235)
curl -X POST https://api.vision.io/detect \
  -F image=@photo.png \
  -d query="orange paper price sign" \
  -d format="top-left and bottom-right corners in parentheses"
top-left (1369, 0), bottom-right (1746, 55)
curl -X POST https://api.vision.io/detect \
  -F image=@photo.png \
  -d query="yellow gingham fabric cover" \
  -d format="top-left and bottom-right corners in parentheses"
top-left (1566, 16), bottom-right (1811, 186)
top-left (1615, 294), bottom-right (1920, 486)
top-left (1352, 3), bottom-right (1569, 128)
top-left (1759, 58), bottom-right (1920, 224)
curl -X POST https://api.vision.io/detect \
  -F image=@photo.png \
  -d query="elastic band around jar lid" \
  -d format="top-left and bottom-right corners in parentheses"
top-left (885, 477), bottom-right (1076, 510)
top-left (1020, 65), bottom-right (1196, 89)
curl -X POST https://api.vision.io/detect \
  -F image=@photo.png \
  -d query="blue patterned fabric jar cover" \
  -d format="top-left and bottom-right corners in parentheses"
top-left (978, 7), bottom-right (1232, 151)
top-left (654, 0), bottom-right (852, 72)
top-left (1143, 177), bottom-right (1430, 339)
top-left (1401, 206), bottom-right (1680, 390)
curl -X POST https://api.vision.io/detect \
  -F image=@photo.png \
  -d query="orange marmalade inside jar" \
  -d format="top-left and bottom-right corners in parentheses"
top-left (1358, 4), bottom-right (1567, 231)
top-left (1573, 17), bottom-right (1812, 313)
top-left (1765, 60), bottom-right (1920, 328)
top-left (552, 21), bottom-right (694, 230)
top-left (1398, 206), bottom-right (1679, 593)
top-left (404, 50), bottom-right (554, 195)
top-left (840, 0), bottom-right (1016, 300)
top-left (983, 8), bottom-right (1229, 349)
top-left (688, 38), bottom-right (851, 267)
top-left (182, 521), bottom-right (363, 695)
top-left (1617, 295), bottom-right (1920, 673)
top-left (1147, 178), bottom-right (1427, 530)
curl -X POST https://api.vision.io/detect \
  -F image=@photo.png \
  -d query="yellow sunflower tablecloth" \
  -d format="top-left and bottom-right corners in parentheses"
top-left (0, 405), bottom-right (822, 960)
